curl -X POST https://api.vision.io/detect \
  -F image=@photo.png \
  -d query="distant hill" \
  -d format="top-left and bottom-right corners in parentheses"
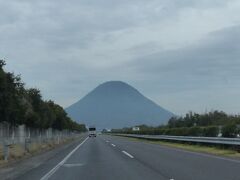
top-left (65, 81), bottom-right (174, 129)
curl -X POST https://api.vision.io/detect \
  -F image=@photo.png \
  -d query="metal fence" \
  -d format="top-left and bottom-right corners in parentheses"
top-left (115, 134), bottom-right (240, 146)
top-left (0, 122), bottom-right (80, 161)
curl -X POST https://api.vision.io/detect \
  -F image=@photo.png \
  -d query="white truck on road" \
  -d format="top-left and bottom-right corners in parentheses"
top-left (88, 126), bottom-right (97, 137)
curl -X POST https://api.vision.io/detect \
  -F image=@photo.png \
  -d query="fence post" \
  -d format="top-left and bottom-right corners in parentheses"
top-left (3, 139), bottom-right (10, 161)
top-left (57, 131), bottom-right (60, 144)
top-left (47, 128), bottom-right (52, 143)
top-left (19, 125), bottom-right (25, 144)
top-left (24, 127), bottom-right (31, 152)
top-left (39, 131), bottom-right (42, 144)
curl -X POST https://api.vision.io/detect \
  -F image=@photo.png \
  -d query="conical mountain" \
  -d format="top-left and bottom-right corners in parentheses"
top-left (65, 81), bottom-right (174, 129)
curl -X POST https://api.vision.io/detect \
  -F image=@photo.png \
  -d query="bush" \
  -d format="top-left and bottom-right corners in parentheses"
top-left (187, 127), bottom-right (203, 136)
top-left (202, 126), bottom-right (218, 137)
top-left (222, 124), bottom-right (237, 137)
top-left (122, 126), bottom-right (220, 137)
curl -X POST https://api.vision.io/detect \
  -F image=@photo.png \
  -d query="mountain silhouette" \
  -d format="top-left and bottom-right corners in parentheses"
top-left (65, 81), bottom-right (174, 129)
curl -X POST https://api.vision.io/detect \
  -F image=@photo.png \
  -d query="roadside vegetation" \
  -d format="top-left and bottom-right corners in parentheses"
top-left (0, 60), bottom-right (86, 132)
top-left (111, 111), bottom-right (240, 137)
top-left (0, 135), bottom-right (83, 166)
top-left (0, 60), bottom-right (87, 165)
top-left (125, 137), bottom-right (240, 158)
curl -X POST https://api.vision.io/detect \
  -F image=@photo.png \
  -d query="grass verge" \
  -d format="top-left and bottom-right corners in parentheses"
top-left (122, 136), bottom-right (240, 158)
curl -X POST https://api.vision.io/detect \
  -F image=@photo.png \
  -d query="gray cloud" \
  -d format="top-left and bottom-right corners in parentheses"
top-left (1, 0), bottom-right (240, 114)
top-left (127, 25), bottom-right (240, 113)
top-left (134, 25), bottom-right (240, 77)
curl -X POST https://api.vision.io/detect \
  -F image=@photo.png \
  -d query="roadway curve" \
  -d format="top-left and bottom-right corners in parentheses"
top-left (16, 135), bottom-right (240, 180)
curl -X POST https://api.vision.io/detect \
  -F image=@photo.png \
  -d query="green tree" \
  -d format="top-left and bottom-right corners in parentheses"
top-left (0, 60), bottom-right (86, 132)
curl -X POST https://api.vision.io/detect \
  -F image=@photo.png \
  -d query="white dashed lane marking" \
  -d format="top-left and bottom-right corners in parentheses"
top-left (63, 163), bottom-right (84, 168)
top-left (122, 151), bottom-right (134, 159)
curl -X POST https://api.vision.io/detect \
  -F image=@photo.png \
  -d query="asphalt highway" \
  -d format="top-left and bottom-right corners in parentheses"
top-left (15, 135), bottom-right (240, 180)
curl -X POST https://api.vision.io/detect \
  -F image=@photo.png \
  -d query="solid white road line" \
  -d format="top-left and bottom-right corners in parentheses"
top-left (122, 151), bottom-right (134, 159)
top-left (111, 144), bottom-right (116, 147)
top-left (40, 137), bottom-right (89, 180)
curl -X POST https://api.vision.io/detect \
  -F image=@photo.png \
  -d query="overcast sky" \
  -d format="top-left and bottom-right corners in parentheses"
top-left (1, 0), bottom-right (240, 115)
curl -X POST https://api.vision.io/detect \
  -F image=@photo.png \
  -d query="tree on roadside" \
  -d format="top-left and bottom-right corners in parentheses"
top-left (0, 60), bottom-right (86, 132)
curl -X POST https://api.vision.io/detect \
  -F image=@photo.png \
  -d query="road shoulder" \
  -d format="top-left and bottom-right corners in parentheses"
top-left (112, 135), bottom-right (240, 160)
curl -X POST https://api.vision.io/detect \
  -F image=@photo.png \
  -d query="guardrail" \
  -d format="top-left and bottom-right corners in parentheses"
top-left (115, 134), bottom-right (240, 146)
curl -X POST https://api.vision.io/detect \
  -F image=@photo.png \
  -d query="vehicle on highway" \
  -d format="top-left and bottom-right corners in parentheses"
top-left (88, 126), bottom-right (97, 137)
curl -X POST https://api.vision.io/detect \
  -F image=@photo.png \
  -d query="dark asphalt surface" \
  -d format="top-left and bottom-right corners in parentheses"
top-left (15, 135), bottom-right (240, 180)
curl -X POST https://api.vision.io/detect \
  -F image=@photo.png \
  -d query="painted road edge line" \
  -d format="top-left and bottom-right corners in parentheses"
top-left (111, 144), bottom-right (116, 147)
top-left (122, 151), bottom-right (134, 159)
top-left (40, 137), bottom-right (89, 180)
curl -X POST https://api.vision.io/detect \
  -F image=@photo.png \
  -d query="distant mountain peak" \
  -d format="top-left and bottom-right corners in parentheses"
top-left (87, 81), bottom-right (141, 97)
top-left (66, 81), bottom-right (174, 129)
top-left (94, 81), bottom-right (139, 92)
top-left (99, 81), bottom-right (129, 86)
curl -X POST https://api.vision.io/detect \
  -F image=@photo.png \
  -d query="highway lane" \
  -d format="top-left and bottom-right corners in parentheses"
top-left (15, 135), bottom-right (240, 180)
top-left (103, 135), bottom-right (240, 180)
top-left (44, 135), bottom-right (168, 180)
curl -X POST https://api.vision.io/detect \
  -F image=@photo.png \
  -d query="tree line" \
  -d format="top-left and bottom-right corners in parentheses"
top-left (0, 60), bottom-right (86, 132)
top-left (111, 111), bottom-right (240, 137)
